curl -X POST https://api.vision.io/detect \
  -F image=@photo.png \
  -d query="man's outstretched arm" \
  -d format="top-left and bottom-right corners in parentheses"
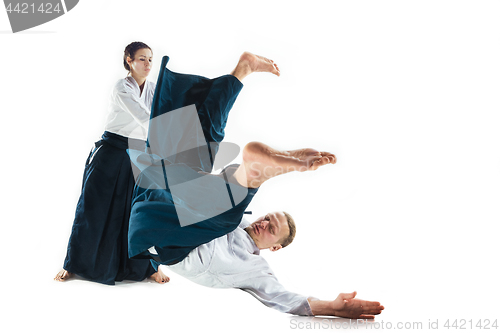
top-left (308, 292), bottom-right (384, 319)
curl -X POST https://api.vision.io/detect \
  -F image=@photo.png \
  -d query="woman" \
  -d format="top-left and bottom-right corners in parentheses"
top-left (55, 42), bottom-right (169, 284)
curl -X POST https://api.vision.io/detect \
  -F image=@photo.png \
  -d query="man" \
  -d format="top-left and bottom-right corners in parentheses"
top-left (133, 140), bottom-right (384, 318)
top-left (127, 53), bottom-right (384, 318)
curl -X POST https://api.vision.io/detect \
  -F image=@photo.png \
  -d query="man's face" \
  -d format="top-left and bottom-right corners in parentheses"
top-left (246, 211), bottom-right (289, 251)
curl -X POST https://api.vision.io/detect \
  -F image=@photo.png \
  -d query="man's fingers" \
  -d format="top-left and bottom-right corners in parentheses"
top-left (357, 300), bottom-right (382, 308)
top-left (363, 306), bottom-right (384, 315)
top-left (358, 314), bottom-right (375, 320)
top-left (340, 291), bottom-right (357, 300)
top-left (353, 300), bottom-right (384, 315)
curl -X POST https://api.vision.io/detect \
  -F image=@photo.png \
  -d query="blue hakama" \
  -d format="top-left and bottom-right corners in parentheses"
top-left (63, 132), bottom-right (156, 285)
top-left (127, 56), bottom-right (258, 266)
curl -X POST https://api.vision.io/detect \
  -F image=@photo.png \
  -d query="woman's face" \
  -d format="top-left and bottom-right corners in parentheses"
top-left (127, 48), bottom-right (153, 79)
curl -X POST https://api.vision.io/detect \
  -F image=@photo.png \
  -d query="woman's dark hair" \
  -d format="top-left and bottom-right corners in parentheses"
top-left (123, 41), bottom-right (152, 72)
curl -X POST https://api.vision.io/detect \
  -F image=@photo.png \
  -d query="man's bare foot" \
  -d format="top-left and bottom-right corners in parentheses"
top-left (231, 52), bottom-right (280, 81)
top-left (54, 269), bottom-right (74, 282)
top-left (285, 148), bottom-right (337, 171)
top-left (233, 142), bottom-right (336, 188)
top-left (240, 52), bottom-right (280, 76)
top-left (149, 268), bottom-right (170, 284)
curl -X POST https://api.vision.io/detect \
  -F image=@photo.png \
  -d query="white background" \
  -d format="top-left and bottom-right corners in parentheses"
top-left (1, 1), bottom-right (499, 332)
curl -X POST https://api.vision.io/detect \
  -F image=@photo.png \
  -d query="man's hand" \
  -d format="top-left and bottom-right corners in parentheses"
top-left (308, 291), bottom-right (384, 319)
top-left (330, 291), bottom-right (384, 319)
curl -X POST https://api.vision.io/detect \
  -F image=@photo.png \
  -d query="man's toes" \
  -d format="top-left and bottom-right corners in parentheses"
top-left (321, 152), bottom-right (336, 164)
top-left (271, 62), bottom-right (280, 76)
top-left (273, 65), bottom-right (280, 76)
top-left (314, 157), bottom-right (331, 169)
top-left (320, 156), bottom-right (330, 165)
top-left (244, 52), bottom-right (280, 75)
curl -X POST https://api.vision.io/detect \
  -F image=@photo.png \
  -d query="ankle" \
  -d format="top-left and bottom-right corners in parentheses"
top-left (231, 63), bottom-right (252, 82)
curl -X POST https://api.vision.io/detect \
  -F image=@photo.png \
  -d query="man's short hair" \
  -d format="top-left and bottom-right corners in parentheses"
top-left (280, 211), bottom-right (296, 248)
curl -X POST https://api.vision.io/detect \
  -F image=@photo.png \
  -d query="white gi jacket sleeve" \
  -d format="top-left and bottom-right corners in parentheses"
top-left (231, 260), bottom-right (314, 316)
top-left (167, 223), bottom-right (314, 316)
top-left (113, 79), bottom-right (151, 129)
top-left (105, 76), bottom-right (155, 140)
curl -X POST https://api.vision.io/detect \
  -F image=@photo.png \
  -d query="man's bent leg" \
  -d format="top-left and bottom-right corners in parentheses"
top-left (146, 52), bottom-right (280, 174)
top-left (233, 141), bottom-right (337, 188)
top-left (128, 139), bottom-right (334, 266)
top-left (128, 163), bottom-right (258, 265)
top-left (147, 57), bottom-right (243, 173)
